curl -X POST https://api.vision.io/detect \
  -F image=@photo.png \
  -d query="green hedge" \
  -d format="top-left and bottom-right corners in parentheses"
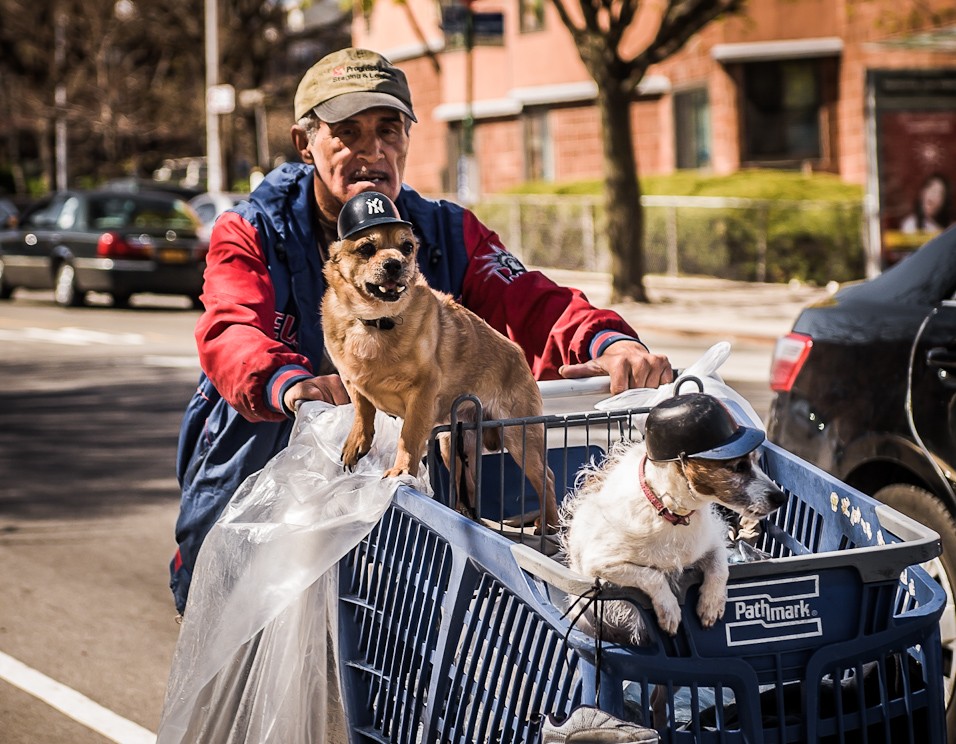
top-left (490, 170), bottom-right (866, 284)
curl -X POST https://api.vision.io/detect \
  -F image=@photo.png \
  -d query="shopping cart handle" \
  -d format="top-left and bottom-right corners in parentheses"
top-left (510, 543), bottom-right (600, 596)
top-left (537, 368), bottom-right (681, 400)
top-left (537, 377), bottom-right (611, 399)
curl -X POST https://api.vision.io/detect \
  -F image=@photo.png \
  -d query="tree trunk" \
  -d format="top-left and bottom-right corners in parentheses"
top-left (596, 82), bottom-right (647, 303)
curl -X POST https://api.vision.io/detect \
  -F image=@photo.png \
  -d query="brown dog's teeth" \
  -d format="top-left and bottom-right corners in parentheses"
top-left (397, 285), bottom-right (407, 293)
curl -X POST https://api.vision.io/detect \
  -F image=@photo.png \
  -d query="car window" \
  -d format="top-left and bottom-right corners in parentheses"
top-left (22, 196), bottom-right (64, 229)
top-left (88, 195), bottom-right (199, 231)
top-left (56, 196), bottom-right (81, 230)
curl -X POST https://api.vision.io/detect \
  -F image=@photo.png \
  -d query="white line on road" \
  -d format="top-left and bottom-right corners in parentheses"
top-left (0, 327), bottom-right (145, 346)
top-left (0, 650), bottom-right (156, 744)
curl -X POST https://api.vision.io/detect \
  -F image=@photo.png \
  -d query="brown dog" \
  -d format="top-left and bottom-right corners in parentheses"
top-left (321, 193), bottom-right (557, 528)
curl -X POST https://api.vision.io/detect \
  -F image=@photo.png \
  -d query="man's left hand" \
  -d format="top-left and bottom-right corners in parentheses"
top-left (558, 340), bottom-right (673, 394)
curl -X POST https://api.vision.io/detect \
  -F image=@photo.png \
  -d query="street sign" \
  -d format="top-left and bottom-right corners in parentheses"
top-left (442, 7), bottom-right (504, 47)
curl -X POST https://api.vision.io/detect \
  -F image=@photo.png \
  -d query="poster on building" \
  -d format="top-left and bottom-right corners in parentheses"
top-left (869, 69), bottom-right (956, 267)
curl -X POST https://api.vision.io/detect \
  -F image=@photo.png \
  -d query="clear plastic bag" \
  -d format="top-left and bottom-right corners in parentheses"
top-left (594, 341), bottom-right (766, 431)
top-left (158, 402), bottom-right (423, 744)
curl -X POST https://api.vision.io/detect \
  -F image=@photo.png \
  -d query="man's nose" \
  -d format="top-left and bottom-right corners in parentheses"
top-left (355, 132), bottom-right (383, 161)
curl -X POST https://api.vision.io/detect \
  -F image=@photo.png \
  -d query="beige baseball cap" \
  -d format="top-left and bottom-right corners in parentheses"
top-left (293, 48), bottom-right (417, 123)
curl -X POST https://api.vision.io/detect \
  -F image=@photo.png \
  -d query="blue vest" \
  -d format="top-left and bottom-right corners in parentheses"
top-left (171, 163), bottom-right (468, 613)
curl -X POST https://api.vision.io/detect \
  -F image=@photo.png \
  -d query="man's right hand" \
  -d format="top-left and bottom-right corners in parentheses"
top-left (284, 374), bottom-right (351, 411)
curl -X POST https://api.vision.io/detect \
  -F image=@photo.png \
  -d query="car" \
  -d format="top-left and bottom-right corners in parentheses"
top-left (103, 177), bottom-right (205, 201)
top-left (0, 189), bottom-right (207, 308)
top-left (766, 224), bottom-right (956, 732)
top-left (187, 191), bottom-right (246, 241)
top-left (0, 197), bottom-right (19, 229)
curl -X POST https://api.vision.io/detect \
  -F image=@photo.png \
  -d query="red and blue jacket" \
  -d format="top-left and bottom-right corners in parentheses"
top-left (171, 162), bottom-right (641, 613)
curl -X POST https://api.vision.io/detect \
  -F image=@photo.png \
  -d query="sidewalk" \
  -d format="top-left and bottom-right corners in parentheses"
top-left (543, 268), bottom-right (834, 345)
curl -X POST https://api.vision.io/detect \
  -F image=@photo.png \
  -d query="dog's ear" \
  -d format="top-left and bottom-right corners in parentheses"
top-left (327, 239), bottom-right (343, 263)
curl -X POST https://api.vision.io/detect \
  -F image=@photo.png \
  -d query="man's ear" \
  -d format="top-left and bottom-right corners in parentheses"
top-left (290, 125), bottom-right (313, 164)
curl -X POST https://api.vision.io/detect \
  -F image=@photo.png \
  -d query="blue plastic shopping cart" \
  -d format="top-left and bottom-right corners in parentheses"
top-left (336, 399), bottom-right (947, 743)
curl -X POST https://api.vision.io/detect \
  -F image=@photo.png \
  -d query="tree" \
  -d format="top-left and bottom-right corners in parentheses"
top-left (549, 0), bottom-right (744, 302)
top-left (0, 0), bottom-right (288, 193)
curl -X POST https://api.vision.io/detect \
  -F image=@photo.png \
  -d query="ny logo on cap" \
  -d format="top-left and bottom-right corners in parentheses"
top-left (366, 197), bottom-right (385, 215)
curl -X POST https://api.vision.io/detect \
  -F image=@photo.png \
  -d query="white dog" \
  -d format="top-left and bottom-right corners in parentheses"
top-left (560, 392), bottom-right (787, 644)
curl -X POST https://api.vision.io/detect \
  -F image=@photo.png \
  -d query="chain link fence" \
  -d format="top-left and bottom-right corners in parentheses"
top-left (467, 194), bottom-right (867, 285)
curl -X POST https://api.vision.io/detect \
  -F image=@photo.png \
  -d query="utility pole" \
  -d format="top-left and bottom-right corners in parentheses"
top-left (456, 0), bottom-right (477, 206)
top-left (205, 0), bottom-right (223, 192)
top-left (54, 10), bottom-right (68, 191)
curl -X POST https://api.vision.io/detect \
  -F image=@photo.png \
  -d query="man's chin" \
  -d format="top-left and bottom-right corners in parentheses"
top-left (348, 181), bottom-right (398, 199)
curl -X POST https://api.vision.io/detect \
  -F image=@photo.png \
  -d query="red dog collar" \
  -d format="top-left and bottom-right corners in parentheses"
top-left (639, 455), bottom-right (694, 526)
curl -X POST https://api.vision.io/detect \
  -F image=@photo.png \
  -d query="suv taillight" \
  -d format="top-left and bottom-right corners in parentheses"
top-left (96, 231), bottom-right (151, 259)
top-left (770, 333), bottom-right (813, 392)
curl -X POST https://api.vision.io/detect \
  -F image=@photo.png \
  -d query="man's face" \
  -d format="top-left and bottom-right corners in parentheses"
top-left (294, 107), bottom-right (409, 222)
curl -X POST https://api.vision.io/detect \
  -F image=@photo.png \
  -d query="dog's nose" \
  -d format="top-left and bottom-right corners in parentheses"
top-left (769, 484), bottom-right (788, 508)
top-left (382, 258), bottom-right (403, 277)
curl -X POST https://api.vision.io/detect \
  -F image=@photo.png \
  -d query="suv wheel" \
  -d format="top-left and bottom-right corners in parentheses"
top-left (54, 262), bottom-right (85, 307)
top-left (874, 484), bottom-right (956, 734)
top-left (0, 257), bottom-right (13, 299)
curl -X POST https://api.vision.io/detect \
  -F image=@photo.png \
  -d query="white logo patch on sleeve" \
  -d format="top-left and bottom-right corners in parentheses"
top-left (477, 244), bottom-right (528, 283)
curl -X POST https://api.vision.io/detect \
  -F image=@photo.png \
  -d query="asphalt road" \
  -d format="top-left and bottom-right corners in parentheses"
top-left (0, 287), bottom-right (778, 743)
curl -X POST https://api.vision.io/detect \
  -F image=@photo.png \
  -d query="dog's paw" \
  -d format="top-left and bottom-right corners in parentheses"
top-left (382, 466), bottom-right (410, 479)
top-left (652, 597), bottom-right (682, 636)
top-left (341, 440), bottom-right (370, 470)
top-left (696, 591), bottom-right (727, 628)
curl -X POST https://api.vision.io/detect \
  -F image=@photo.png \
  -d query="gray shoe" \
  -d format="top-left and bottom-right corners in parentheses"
top-left (540, 706), bottom-right (660, 743)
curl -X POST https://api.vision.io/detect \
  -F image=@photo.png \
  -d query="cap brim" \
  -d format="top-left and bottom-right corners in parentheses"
top-left (691, 426), bottom-right (765, 460)
top-left (339, 215), bottom-right (413, 241)
top-left (314, 92), bottom-right (417, 123)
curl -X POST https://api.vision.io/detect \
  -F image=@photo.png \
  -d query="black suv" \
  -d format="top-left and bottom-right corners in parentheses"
top-left (767, 225), bottom-right (956, 731)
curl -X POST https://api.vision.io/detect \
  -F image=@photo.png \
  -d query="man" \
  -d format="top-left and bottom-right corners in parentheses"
top-left (171, 47), bottom-right (672, 614)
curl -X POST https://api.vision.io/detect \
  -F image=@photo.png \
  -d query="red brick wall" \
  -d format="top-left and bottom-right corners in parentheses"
top-left (403, 56), bottom-right (446, 195)
top-left (476, 119), bottom-right (524, 194)
top-left (550, 106), bottom-right (603, 182)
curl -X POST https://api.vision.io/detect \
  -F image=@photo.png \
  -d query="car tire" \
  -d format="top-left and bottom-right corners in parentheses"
top-left (0, 257), bottom-right (13, 299)
top-left (873, 483), bottom-right (956, 735)
top-left (112, 293), bottom-right (132, 309)
top-left (53, 262), bottom-right (85, 307)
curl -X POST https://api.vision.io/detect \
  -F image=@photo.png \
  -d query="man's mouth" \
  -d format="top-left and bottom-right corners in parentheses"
top-left (366, 281), bottom-right (407, 302)
top-left (350, 169), bottom-right (389, 185)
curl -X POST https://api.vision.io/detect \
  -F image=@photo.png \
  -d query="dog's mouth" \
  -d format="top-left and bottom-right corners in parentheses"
top-left (365, 280), bottom-right (407, 302)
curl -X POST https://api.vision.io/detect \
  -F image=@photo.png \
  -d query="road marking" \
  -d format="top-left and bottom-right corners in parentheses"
top-left (0, 327), bottom-right (145, 346)
top-left (143, 355), bottom-right (199, 369)
top-left (0, 650), bottom-right (156, 743)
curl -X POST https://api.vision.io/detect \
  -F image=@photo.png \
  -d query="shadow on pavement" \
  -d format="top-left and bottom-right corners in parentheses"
top-left (0, 362), bottom-right (198, 521)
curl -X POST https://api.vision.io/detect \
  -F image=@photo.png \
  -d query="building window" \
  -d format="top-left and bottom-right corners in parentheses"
top-left (674, 88), bottom-right (711, 169)
top-left (524, 110), bottom-right (552, 181)
top-left (519, 0), bottom-right (545, 33)
top-left (741, 59), bottom-right (823, 166)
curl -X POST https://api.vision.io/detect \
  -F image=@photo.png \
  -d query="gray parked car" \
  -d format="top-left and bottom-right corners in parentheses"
top-left (0, 189), bottom-right (206, 308)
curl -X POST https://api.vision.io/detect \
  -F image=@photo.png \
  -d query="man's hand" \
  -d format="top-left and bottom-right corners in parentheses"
top-left (558, 340), bottom-right (673, 394)
top-left (283, 374), bottom-right (351, 412)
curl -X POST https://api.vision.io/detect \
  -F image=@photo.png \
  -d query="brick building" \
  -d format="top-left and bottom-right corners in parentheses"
top-left (352, 0), bottom-right (956, 201)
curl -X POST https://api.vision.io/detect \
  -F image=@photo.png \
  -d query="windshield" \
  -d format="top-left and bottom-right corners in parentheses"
top-left (88, 194), bottom-right (199, 232)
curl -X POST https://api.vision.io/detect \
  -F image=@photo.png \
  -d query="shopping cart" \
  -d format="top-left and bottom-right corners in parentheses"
top-left (336, 384), bottom-right (947, 743)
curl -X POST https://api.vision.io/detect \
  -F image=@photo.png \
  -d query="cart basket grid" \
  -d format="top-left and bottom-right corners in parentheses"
top-left (337, 404), bottom-right (946, 743)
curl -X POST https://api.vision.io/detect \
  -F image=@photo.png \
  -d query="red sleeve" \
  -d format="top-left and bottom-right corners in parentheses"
top-left (458, 211), bottom-right (639, 380)
top-left (195, 211), bottom-right (313, 422)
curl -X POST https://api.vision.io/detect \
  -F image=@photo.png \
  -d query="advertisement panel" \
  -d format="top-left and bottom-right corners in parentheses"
top-left (869, 70), bottom-right (956, 267)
